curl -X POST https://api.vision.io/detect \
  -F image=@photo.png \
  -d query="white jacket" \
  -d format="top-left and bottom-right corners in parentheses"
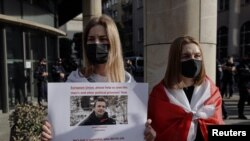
top-left (66, 69), bottom-right (135, 83)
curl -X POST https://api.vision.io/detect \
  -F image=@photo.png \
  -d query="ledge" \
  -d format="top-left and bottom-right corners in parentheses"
top-left (0, 14), bottom-right (66, 36)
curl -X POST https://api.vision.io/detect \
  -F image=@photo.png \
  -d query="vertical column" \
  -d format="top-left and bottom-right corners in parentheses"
top-left (144, 0), bottom-right (217, 92)
top-left (1, 28), bottom-right (9, 113)
top-left (29, 36), bottom-right (34, 102)
top-left (22, 32), bottom-right (28, 101)
top-left (228, 0), bottom-right (240, 57)
top-left (82, 0), bottom-right (102, 25)
top-left (44, 36), bottom-right (48, 73)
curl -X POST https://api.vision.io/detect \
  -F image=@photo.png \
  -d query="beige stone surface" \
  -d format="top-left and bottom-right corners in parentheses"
top-left (82, 0), bottom-right (102, 25)
top-left (145, 0), bottom-right (217, 90)
top-left (200, 0), bottom-right (217, 43)
top-left (145, 44), bottom-right (170, 93)
top-left (200, 43), bottom-right (217, 83)
top-left (145, 0), bottom-right (200, 44)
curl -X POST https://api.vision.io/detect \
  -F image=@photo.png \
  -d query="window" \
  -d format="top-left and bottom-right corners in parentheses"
top-left (28, 30), bottom-right (46, 60)
top-left (218, 0), bottom-right (229, 11)
top-left (105, 2), bottom-right (109, 8)
top-left (240, 21), bottom-right (250, 57)
top-left (217, 26), bottom-right (228, 60)
top-left (241, 0), bottom-right (250, 6)
top-left (114, 10), bottom-right (118, 17)
top-left (137, 0), bottom-right (143, 8)
top-left (23, 0), bottom-right (55, 12)
top-left (47, 35), bottom-right (57, 61)
top-left (137, 28), bottom-right (143, 42)
top-left (6, 26), bottom-right (23, 59)
top-left (112, 10), bottom-right (118, 19)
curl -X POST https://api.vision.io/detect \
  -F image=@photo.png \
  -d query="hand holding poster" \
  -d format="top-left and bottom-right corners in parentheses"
top-left (48, 82), bottom-right (148, 141)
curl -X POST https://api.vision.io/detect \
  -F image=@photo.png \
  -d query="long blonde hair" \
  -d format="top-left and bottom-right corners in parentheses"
top-left (82, 14), bottom-right (125, 82)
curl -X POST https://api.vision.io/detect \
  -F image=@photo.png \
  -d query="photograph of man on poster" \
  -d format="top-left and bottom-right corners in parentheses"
top-left (48, 83), bottom-right (148, 141)
top-left (78, 96), bottom-right (116, 126)
top-left (70, 95), bottom-right (128, 126)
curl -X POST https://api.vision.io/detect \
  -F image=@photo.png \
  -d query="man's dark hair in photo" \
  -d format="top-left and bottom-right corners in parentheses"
top-left (79, 97), bottom-right (116, 126)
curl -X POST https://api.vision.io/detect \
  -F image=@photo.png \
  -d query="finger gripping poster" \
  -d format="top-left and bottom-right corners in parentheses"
top-left (48, 82), bottom-right (148, 141)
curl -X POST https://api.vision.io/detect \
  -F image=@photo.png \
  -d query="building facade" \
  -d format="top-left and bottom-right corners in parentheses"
top-left (144, 0), bottom-right (218, 92)
top-left (132, 0), bottom-right (143, 56)
top-left (0, 0), bottom-right (86, 113)
top-left (102, 0), bottom-right (144, 57)
top-left (217, 0), bottom-right (250, 61)
top-left (1, 0), bottom-right (231, 113)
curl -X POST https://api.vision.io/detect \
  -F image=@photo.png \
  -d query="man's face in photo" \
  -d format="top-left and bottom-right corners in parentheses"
top-left (94, 101), bottom-right (106, 118)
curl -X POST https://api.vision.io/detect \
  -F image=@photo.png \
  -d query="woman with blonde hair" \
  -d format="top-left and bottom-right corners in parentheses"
top-left (66, 14), bottom-right (133, 83)
top-left (41, 14), bottom-right (134, 141)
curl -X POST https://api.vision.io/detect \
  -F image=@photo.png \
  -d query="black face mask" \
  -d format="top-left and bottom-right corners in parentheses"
top-left (85, 44), bottom-right (110, 64)
top-left (181, 59), bottom-right (202, 78)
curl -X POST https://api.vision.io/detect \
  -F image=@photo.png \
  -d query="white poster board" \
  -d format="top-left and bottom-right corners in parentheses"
top-left (48, 82), bottom-right (148, 141)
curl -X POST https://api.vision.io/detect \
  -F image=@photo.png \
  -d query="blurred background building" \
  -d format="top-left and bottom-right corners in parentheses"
top-left (102, 0), bottom-right (143, 57)
top-left (217, 0), bottom-right (250, 62)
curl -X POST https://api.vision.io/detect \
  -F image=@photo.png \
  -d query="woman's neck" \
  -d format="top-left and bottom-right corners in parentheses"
top-left (182, 77), bottom-right (194, 87)
top-left (94, 64), bottom-right (107, 76)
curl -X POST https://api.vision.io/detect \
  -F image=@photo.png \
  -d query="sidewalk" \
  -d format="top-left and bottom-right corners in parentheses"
top-left (223, 93), bottom-right (250, 125)
top-left (0, 111), bottom-right (10, 141)
top-left (0, 93), bottom-right (250, 141)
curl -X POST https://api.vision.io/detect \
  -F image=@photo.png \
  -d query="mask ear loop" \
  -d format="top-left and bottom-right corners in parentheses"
top-left (78, 68), bottom-right (85, 78)
top-left (87, 77), bottom-right (95, 82)
top-left (77, 69), bottom-right (95, 82)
